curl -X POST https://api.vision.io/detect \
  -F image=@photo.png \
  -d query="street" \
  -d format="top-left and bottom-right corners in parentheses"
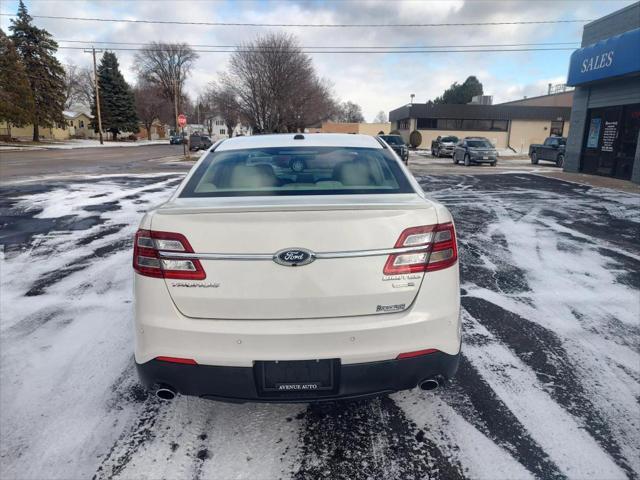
top-left (0, 144), bottom-right (191, 181)
top-left (0, 150), bottom-right (638, 479)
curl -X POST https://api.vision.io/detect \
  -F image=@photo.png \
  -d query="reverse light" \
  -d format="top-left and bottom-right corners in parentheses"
top-left (133, 229), bottom-right (206, 280)
top-left (383, 223), bottom-right (457, 275)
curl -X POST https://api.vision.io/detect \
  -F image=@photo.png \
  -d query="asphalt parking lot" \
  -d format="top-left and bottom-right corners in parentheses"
top-left (0, 152), bottom-right (638, 479)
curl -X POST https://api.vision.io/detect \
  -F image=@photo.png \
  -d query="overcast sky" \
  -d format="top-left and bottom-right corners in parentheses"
top-left (0, 0), bottom-right (634, 121)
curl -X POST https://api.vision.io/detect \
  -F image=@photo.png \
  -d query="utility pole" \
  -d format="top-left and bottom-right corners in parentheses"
top-left (173, 79), bottom-right (179, 135)
top-left (85, 47), bottom-right (104, 145)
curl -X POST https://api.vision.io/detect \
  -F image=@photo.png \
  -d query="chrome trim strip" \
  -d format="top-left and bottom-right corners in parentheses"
top-left (158, 245), bottom-right (429, 261)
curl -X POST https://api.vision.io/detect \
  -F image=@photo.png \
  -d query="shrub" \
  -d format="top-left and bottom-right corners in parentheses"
top-left (409, 130), bottom-right (422, 148)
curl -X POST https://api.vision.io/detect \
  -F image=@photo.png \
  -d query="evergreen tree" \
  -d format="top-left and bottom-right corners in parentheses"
top-left (434, 76), bottom-right (484, 104)
top-left (91, 51), bottom-right (139, 140)
top-left (9, 0), bottom-right (65, 141)
top-left (0, 28), bottom-right (34, 137)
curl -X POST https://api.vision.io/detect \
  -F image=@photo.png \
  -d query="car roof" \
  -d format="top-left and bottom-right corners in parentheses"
top-left (216, 133), bottom-right (382, 151)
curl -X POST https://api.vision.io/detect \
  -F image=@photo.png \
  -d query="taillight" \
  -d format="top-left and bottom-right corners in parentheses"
top-left (133, 229), bottom-right (206, 280)
top-left (383, 223), bottom-right (457, 275)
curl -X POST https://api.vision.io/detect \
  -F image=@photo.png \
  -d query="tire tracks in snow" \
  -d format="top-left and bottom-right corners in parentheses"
top-left (444, 355), bottom-right (566, 479)
top-left (463, 296), bottom-right (637, 479)
top-left (292, 396), bottom-right (464, 480)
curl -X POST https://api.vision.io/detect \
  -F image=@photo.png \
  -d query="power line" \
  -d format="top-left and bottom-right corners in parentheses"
top-left (0, 12), bottom-right (593, 27)
top-left (55, 46), bottom-right (577, 54)
top-left (55, 39), bottom-right (581, 49)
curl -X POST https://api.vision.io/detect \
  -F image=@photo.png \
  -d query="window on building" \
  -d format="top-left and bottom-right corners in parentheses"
top-left (397, 119), bottom-right (410, 130)
top-left (419, 118), bottom-right (508, 131)
top-left (220, 129), bottom-right (226, 134)
top-left (79, 120), bottom-right (84, 128)
top-left (416, 118), bottom-right (437, 129)
top-left (491, 120), bottom-right (508, 131)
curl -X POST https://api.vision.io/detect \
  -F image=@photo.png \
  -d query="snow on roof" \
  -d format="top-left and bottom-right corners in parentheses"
top-left (216, 133), bottom-right (382, 151)
top-left (63, 110), bottom-right (94, 120)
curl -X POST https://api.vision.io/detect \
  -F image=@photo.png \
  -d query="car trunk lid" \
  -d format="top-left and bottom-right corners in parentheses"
top-left (151, 194), bottom-right (439, 319)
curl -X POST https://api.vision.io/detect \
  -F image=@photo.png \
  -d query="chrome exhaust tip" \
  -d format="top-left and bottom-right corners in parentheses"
top-left (155, 385), bottom-right (176, 400)
top-left (419, 378), bottom-right (440, 391)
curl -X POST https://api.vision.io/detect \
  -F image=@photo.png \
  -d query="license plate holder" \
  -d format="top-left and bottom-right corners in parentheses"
top-left (483, 156), bottom-right (489, 160)
top-left (255, 359), bottom-right (339, 395)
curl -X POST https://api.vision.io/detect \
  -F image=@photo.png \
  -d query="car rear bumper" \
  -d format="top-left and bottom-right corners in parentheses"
top-left (136, 350), bottom-right (460, 403)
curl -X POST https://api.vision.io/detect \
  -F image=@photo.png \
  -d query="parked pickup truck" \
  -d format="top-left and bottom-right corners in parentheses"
top-left (529, 137), bottom-right (566, 167)
top-left (431, 135), bottom-right (459, 157)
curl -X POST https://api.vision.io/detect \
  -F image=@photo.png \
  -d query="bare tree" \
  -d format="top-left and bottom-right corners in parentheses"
top-left (206, 83), bottom-right (240, 138)
top-left (373, 110), bottom-right (387, 123)
top-left (284, 76), bottom-right (337, 132)
top-left (63, 63), bottom-right (94, 110)
top-left (335, 101), bottom-right (365, 123)
top-left (222, 33), bottom-right (336, 133)
top-left (133, 81), bottom-right (166, 140)
top-left (134, 43), bottom-right (198, 129)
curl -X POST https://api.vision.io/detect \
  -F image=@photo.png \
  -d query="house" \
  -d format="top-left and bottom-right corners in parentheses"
top-left (0, 110), bottom-right (98, 141)
top-left (137, 119), bottom-right (170, 140)
top-left (203, 115), bottom-right (252, 140)
top-left (64, 111), bottom-right (97, 139)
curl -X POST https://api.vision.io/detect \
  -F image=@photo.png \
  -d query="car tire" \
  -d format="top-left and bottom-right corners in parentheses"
top-left (531, 152), bottom-right (538, 164)
top-left (556, 154), bottom-right (564, 168)
top-left (453, 155), bottom-right (458, 164)
top-left (464, 155), bottom-right (470, 167)
top-left (491, 161), bottom-right (497, 167)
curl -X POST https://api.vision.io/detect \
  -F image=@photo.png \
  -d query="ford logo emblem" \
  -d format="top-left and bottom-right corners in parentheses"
top-left (273, 248), bottom-right (316, 267)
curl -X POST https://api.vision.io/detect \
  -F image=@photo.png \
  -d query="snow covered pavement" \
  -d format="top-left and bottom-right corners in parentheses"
top-left (0, 172), bottom-right (638, 479)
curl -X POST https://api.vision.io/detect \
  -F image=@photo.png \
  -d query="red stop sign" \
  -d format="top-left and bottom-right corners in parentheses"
top-left (178, 114), bottom-right (187, 127)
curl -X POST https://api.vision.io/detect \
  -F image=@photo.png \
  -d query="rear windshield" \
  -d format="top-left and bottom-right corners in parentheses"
top-left (467, 140), bottom-right (493, 148)
top-left (180, 146), bottom-right (414, 197)
top-left (380, 136), bottom-right (404, 146)
top-left (441, 136), bottom-right (458, 143)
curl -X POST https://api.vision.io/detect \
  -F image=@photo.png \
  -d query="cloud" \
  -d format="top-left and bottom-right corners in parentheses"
top-left (1, 0), bottom-right (633, 121)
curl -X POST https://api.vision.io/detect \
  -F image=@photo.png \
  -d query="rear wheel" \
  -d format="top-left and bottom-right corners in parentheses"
top-left (531, 152), bottom-right (538, 164)
top-left (556, 154), bottom-right (564, 168)
top-left (464, 155), bottom-right (470, 167)
top-left (491, 161), bottom-right (497, 167)
top-left (453, 155), bottom-right (458, 164)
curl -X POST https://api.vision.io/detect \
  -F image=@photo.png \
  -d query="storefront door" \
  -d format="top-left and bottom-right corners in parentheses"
top-left (581, 104), bottom-right (639, 180)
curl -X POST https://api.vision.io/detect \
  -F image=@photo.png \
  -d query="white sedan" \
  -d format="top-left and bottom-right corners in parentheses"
top-left (133, 133), bottom-right (461, 402)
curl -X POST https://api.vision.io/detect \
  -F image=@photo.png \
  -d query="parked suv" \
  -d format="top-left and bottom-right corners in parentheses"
top-left (378, 135), bottom-right (409, 164)
top-left (133, 133), bottom-right (461, 403)
top-left (431, 136), bottom-right (459, 158)
top-left (453, 137), bottom-right (498, 166)
top-left (189, 134), bottom-right (213, 151)
top-left (529, 137), bottom-right (566, 167)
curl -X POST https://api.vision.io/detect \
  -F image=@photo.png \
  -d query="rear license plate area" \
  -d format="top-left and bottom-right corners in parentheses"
top-left (255, 359), bottom-right (339, 396)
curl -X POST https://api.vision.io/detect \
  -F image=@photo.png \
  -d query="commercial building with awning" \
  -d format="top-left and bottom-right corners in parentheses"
top-left (564, 2), bottom-right (640, 183)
